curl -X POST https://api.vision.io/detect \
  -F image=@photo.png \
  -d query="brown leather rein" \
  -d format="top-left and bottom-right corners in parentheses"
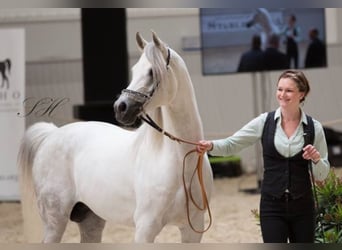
top-left (139, 113), bottom-right (212, 233)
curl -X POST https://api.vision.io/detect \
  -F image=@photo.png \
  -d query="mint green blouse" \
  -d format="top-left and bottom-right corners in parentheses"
top-left (211, 108), bottom-right (330, 181)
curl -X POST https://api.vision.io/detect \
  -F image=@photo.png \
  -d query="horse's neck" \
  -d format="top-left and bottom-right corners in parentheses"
top-left (143, 84), bottom-right (203, 144)
top-left (263, 21), bottom-right (273, 34)
top-left (166, 69), bottom-right (204, 142)
top-left (140, 55), bottom-right (204, 146)
top-left (144, 104), bottom-right (203, 144)
top-left (263, 17), bottom-right (279, 35)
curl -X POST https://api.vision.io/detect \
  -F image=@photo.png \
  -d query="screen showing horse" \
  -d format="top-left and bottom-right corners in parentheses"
top-left (200, 8), bottom-right (327, 75)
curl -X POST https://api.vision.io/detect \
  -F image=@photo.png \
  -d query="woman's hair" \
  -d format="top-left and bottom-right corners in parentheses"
top-left (278, 70), bottom-right (310, 103)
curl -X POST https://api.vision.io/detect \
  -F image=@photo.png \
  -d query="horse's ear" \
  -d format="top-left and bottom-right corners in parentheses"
top-left (151, 31), bottom-right (168, 58)
top-left (136, 32), bottom-right (147, 51)
top-left (152, 31), bottom-right (162, 47)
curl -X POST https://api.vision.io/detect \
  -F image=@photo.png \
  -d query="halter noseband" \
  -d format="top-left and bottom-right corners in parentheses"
top-left (121, 48), bottom-right (171, 106)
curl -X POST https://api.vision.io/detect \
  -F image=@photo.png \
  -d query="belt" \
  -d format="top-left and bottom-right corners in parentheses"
top-left (262, 192), bottom-right (293, 201)
top-left (283, 192), bottom-right (292, 202)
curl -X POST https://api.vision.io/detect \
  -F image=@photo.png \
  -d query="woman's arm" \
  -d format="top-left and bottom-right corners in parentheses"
top-left (303, 120), bottom-right (330, 181)
top-left (206, 113), bottom-right (267, 157)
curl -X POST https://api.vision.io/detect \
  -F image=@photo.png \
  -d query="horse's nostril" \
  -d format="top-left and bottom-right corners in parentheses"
top-left (114, 100), bottom-right (128, 114)
top-left (118, 102), bottom-right (127, 113)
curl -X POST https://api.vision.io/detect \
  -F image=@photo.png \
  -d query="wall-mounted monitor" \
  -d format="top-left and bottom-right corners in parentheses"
top-left (200, 8), bottom-right (327, 75)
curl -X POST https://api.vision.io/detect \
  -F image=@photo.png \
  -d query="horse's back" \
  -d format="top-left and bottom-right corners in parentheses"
top-left (34, 121), bottom-right (137, 181)
top-left (32, 121), bottom-right (138, 223)
top-left (37, 121), bottom-right (135, 154)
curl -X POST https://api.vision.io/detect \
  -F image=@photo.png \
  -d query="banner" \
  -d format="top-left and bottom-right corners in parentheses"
top-left (0, 29), bottom-right (25, 201)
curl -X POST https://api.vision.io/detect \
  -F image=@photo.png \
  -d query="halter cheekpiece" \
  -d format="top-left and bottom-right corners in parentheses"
top-left (121, 48), bottom-right (171, 105)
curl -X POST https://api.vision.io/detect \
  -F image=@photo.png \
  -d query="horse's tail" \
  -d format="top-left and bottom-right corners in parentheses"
top-left (18, 122), bottom-right (57, 184)
top-left (17, 122), bottom-right (58, 242)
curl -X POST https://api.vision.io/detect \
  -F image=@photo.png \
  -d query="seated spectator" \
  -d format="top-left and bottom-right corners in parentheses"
top-left (305, 28), bottom-right (327, 68)
top-left (263, 34), bottom-right (290, 70)
top-left (237, 34), bottom-right (264, 72)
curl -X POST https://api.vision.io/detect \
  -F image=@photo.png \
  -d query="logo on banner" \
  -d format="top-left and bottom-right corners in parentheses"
top-left (0, 58), bottom-right (11, 89)
top-left (0, 58), bottom-right (22, 112)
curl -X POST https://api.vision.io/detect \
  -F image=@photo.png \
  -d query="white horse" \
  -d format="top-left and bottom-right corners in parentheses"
top-left (18, 31), bottom-right (213, 243)
top-left (246, 8), bottom-right (280, 50)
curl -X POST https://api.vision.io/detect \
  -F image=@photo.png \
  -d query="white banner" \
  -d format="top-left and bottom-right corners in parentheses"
top-left (201, 11), bottom-right (283, 34)
top-left (0, 29), bottom-right (25, 201)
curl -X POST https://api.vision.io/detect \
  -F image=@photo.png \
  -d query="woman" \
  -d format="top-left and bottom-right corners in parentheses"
top-left (197, 70), bottom-right (330, 243)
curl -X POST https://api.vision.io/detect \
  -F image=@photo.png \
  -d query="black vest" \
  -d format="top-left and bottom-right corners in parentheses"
top-left (261, 111), bottom-right (315, 199)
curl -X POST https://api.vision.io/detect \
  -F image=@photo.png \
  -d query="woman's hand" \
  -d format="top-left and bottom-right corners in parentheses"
top-left (196, 140), bottom-right (213, 154)
top-left (302, 144), bottom-right (321, 164)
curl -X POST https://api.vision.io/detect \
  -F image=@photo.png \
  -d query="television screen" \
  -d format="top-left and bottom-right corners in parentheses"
top-left (200, 8), bottom-right (327, 75)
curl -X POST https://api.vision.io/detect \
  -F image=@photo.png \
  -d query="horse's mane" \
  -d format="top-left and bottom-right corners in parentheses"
top-left (259, 8), bottom-right (271, 19)
top-left (144, 42), bottom-right (169, 84)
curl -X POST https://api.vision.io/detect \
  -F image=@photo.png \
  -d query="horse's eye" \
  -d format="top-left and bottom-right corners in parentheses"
top-left (149, 69), bottom-right (153, 77)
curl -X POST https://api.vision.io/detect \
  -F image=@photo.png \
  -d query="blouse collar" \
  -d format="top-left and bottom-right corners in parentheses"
top-left (274, 107), bottom-right (308, 125)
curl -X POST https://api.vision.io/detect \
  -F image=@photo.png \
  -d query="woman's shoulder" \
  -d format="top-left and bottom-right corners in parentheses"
top-left (312, 118), bottom-right (324, 131)
top-left (247, 112), bottom-right (269, 128)
top-left (254, 112), bottom-right (269, 122)
top-left (304, 112), bottom-right (324, 132)
top-left (302, 111), bottom-right (322, 125)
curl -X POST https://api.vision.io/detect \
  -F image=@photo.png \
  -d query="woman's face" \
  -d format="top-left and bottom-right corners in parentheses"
top-left (276, 77), bottom-right (305, 109)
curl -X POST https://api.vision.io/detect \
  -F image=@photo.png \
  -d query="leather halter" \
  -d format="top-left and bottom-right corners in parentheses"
top-left (120, 48), bottom-right (171, 107)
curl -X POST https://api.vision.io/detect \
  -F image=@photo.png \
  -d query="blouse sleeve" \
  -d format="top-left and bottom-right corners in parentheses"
top-left (210, 113), bottom-right (267, 156)
top-left (311, 119), bottom-right (330, 181)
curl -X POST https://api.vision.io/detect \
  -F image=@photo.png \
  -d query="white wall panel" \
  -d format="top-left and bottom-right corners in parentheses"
top-left (0, 8), bottom-right (341, 173)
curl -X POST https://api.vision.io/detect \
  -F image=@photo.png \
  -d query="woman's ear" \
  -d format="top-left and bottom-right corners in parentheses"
top-left (300, 92), bottom-right (306, 103)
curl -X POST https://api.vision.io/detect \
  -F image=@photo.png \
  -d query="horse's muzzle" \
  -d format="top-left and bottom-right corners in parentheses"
top-left (113, 96), bottom-right (143, 127)
top-left (246, 20), bottom-right (254, 28)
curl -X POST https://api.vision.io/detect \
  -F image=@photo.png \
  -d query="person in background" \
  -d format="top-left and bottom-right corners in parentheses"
top-left (305, 28), bottom-right (327, 68)
top-left (263, 34), bottom-right (290, 70)
top-left (197, 70), bottom-right (330, 243)
top-left (237, 34), bottom-right (264, 72)
top-left (282, 14), bottom-right (301, 68)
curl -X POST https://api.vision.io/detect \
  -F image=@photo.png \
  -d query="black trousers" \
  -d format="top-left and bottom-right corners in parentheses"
top-left (286, 38), bottom-right (299, 68)
top-left (260, 192), bottom-right (315, 243)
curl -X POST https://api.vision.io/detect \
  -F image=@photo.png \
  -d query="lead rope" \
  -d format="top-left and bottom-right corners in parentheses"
top-left (308, 161), bottom-right (326, 243)
top-left (140, 113), bottom-right (212, 233)
top-left (304, 132), bottom-right (325, 243)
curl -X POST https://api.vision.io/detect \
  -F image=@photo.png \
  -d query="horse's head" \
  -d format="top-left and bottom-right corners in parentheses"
top-left (114, 31), bottom-right (172, 127)
top-left (246, 8), bottom-right (270, 28)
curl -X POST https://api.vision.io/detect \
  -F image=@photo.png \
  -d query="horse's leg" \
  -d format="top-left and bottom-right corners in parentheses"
top-left (134, 219), bottom-right (164, 242)
top-left (76, 209), bottom-right (106, 243)
top-left (37, 195), bottom-right (71, 243)
top-left (0, 70), bottom-right (4, 88)
top-left (133, 204), bottom-right (166, 243)
top-left (42, 218), bottom-right (68, 243)
top-left (4, 77), bottom-right (9, 89)
top-left (179, 212), bottom-right (204, 243)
